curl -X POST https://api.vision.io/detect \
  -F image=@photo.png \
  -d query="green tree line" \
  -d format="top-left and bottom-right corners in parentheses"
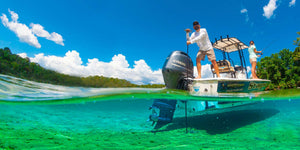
top-left (0, 47), bottom-right (164, 88)
top-left (257, 32), bottom-right (300, 90)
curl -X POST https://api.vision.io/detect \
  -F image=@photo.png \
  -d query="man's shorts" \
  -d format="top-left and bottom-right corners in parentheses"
top-left (250, 57), bottom-right (257, 63)
top-left (196, 49), bottom-right (216, 61)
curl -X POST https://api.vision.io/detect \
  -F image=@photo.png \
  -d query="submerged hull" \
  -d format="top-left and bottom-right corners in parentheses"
top-left (189, 78), bottom-right (270, 96)
top-left (149, 49), bottom-right (271, 129)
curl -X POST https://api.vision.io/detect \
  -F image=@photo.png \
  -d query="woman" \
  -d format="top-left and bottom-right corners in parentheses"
top-left (248, 41), bottom-right (262, 79)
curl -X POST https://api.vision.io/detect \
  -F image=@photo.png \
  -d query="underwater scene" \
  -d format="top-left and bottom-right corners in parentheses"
top-left (1, 74), bottom-right (300, 149)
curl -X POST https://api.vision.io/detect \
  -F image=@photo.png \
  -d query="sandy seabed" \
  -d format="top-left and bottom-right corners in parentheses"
top-left (1, 100), bottom-right (300, 149)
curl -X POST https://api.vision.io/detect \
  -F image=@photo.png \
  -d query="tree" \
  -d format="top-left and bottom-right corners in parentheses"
top-left (257, 32), bottom-right (300, 89)
top-left (292, 47), bottom-right (300, 87)
top-left (294, 32), bottom-right (300, 47)
top-left (257, 48), bottom-right (299, 89)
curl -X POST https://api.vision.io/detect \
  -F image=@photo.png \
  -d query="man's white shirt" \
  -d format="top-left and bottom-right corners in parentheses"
top-left (186, 28), bottom-right (213, 51)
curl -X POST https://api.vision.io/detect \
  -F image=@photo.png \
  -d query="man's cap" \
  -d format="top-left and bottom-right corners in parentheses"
top-left (193, 21), bottom-right (199, 26)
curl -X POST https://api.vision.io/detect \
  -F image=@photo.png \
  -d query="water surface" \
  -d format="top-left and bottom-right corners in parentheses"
top-left (0, 74), bottom-right (299, 149)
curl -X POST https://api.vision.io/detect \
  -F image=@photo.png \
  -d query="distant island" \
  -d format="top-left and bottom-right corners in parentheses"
top-left (0, 47), bottom-right (165, 88)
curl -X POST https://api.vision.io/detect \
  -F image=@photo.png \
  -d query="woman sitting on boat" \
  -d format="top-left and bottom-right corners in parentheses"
top-left (248, 40), bottom-right (262, 79)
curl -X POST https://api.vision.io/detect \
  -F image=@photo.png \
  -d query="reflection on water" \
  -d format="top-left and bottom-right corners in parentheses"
top-left (1, 98), bottom-right (299, 131)
top-left (1, 98), bottom-right (300, 149)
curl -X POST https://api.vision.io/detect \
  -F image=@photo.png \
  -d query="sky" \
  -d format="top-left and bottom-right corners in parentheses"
top-left (0, 0), bottom-right (299, 84)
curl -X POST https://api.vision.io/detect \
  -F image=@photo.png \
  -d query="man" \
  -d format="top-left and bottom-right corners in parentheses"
top-left (185, 21), bottom-right (220, 79)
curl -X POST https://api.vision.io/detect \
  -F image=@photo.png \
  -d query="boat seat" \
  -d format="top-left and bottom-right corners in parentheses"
top-left (211, 60), bottom-right (236, 77)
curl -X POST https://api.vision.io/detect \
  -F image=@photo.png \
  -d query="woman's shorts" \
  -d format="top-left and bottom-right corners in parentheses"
top-left (250, 57), bottom-right (257, 63)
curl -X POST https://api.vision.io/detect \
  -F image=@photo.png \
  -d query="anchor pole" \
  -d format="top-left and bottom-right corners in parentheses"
top-left (185, 101), bottom-right (188, 133)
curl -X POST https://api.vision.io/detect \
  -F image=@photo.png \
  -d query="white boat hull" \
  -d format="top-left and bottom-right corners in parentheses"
top-left (189, 78), bottom-right (270, 96)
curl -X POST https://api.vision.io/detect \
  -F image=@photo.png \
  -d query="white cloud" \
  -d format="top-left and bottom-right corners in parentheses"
top-left (30, 23), bottom-right (64, 46)
top-left (1, 10), bottom-right (41, 48)
top-left (240, 8), bottom-right (250, 23)
top-left (289, 0), bottom-right (296, 7)
top-left (193, 64), bottom-right (213, 78)
top-left (24, 50), bottom-right (164, 85)
top-left (18, 53), bottom-right (28, 58)
top-left (30, 23), bottom-right (51, 38)
top-left (240, 9), bottom-right (248, 13)
top-left (17, 50), bottom-right (215, 85)
top-left (263, 0), bottom-right (278, 19)
top-left (1, 9), bottom-right (64, 48)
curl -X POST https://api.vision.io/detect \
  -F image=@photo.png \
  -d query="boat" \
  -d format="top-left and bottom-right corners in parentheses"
top-left (148, 36), bottom-right (271, 129)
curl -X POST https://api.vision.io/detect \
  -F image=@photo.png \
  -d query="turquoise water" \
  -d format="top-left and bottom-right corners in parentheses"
top-left (0, 74), bottom-right (300, 149)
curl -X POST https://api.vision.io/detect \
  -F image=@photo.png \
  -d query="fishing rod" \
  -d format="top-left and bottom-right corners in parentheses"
top-left (260, 40), bottom-right (276, 55)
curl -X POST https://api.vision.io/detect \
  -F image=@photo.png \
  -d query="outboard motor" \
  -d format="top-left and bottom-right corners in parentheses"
top-left (149, 51), bottom-right (194, 129)
top-left (162, 51), bottom-right (194, 90)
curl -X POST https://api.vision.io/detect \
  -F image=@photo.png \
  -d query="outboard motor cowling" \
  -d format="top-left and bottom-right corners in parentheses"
top-left (148, 51), bottom-right (194, 129)
top-left (162, 51), bottom-right (194, 90)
